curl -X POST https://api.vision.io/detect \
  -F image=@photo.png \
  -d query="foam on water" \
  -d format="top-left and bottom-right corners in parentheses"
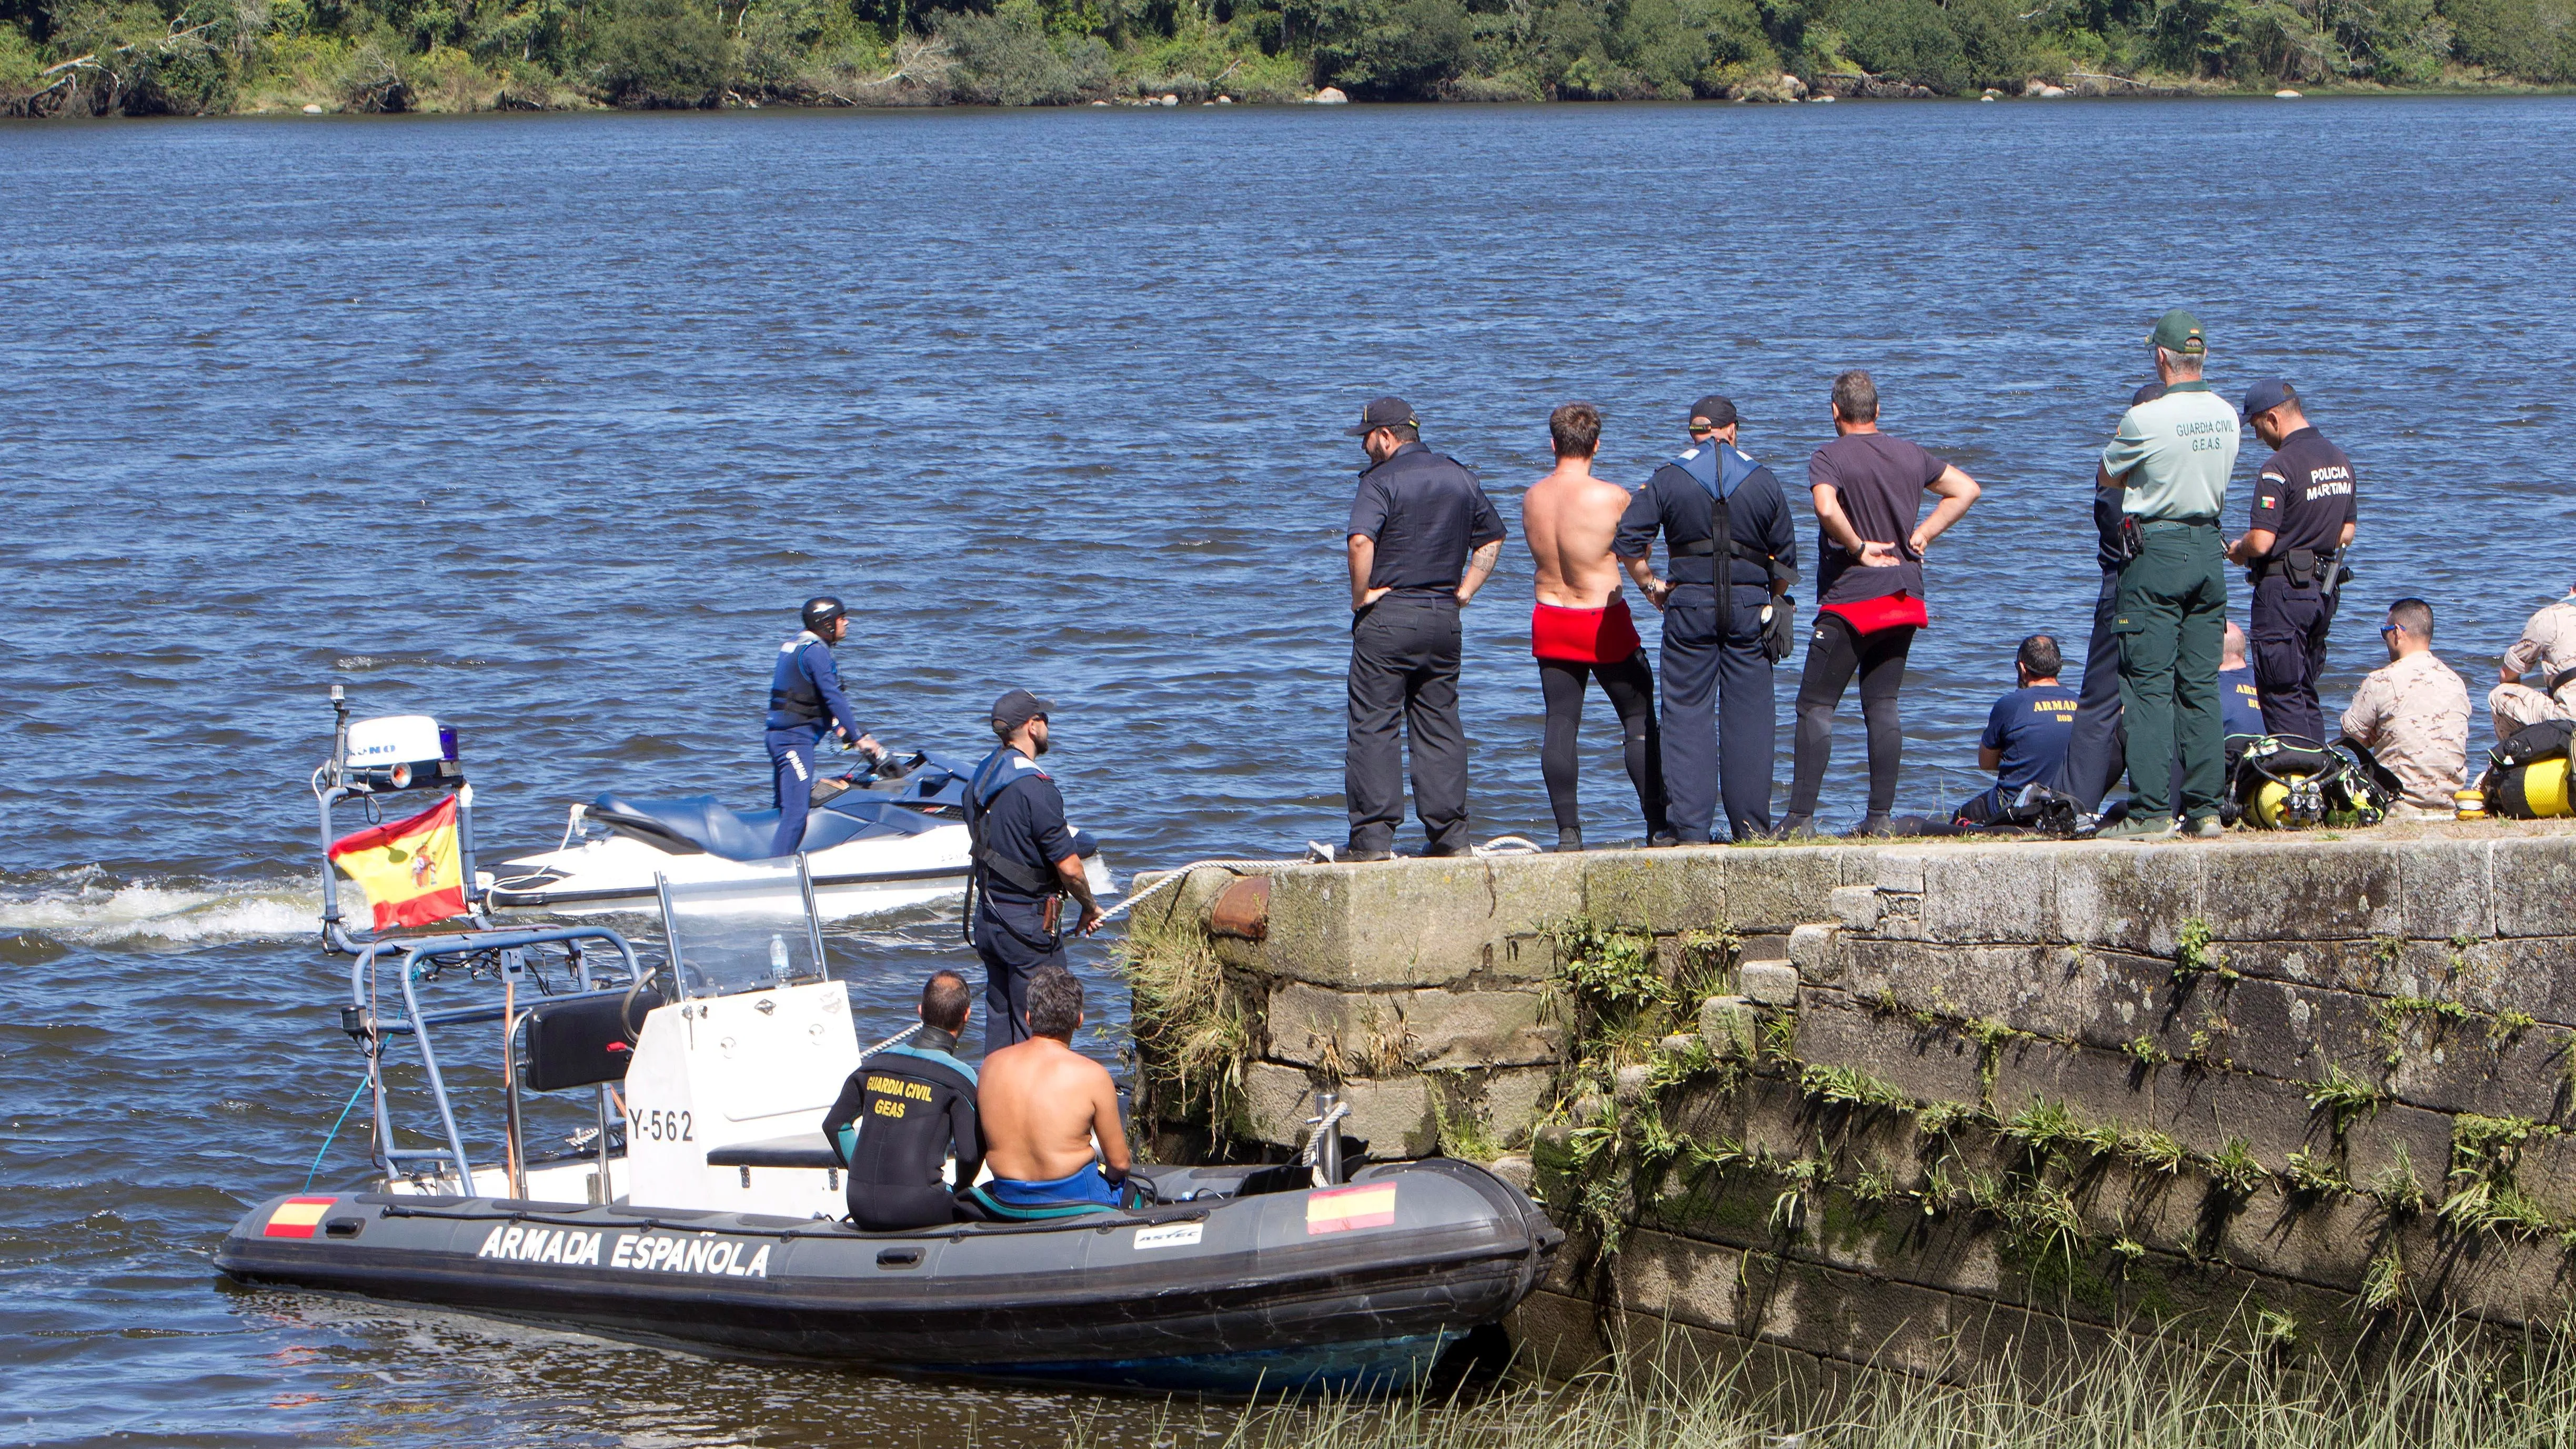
top-left (0, 867), bottom-right (319, 946)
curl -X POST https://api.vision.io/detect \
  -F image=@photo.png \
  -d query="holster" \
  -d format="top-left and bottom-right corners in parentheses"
top-left (1043, 896), bottom-right (1063, 933)
top-left (2282, 547), bottom-right (2319, 588)
top-left (2113, 514), bottom-right (2144, 562)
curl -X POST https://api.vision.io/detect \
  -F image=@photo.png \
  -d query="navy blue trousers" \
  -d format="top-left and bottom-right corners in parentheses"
top-left (2249, 573), bottom-right (2333, 743)
top-left (972, 891), bottom-right (1064, 1055)
top-left (2051, 568), bottom-right (2128, 812)
top-left (1657, 586), bottom-right (1777, 843)
top-left (766, 728), bottom-right (819, 858)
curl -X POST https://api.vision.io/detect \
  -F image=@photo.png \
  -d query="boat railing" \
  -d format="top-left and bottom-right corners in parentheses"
top-left (346, 924), bottom-right (646, 1201)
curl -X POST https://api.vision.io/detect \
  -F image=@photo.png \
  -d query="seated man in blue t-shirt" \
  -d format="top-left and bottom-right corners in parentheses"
top-left (1955, 635), bottom-right (2079, 826)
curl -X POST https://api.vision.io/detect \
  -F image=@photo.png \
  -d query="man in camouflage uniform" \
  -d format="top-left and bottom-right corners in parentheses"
top-left (2340, 597), bottom-right (2470, 815)
top-left (2489, 585), bottom-right (2576, 743)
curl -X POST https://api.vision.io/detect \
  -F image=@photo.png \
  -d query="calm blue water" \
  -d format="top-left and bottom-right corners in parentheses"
top-left (3, 97), bottom-right (2572, 1446)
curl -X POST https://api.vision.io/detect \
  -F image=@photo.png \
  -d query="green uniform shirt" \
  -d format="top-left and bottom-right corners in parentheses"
top-left (2101, 380), bottom-right (2239, 521)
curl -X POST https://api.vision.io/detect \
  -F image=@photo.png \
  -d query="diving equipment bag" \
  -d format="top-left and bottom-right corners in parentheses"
top-left (2228, 735), bottom-right (2390, 829)
top-left (2487, 719), bottom-right (2576, 819)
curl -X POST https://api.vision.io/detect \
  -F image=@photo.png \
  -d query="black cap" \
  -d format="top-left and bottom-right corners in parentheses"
top-left (1346, 396), bottom-right (1418, 437)
top-left (2242, 378), bottom-right (2298, 419)
top-left (1688, 395), bottom-right (1737, 430)
top-left (991, 688), bottom-right (1052, 730)
top-left (2130, 382), bottom-right (2168, 407)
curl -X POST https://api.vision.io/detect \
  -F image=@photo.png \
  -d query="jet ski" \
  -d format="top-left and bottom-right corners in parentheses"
top-left (484, 750), bottom-right (1111, 922)
top-left (226, 848), bottom-right (1558, 1393)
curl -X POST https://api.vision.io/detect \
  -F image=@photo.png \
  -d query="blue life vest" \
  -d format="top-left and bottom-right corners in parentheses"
top-left (964, 747), bottom-right (1057, 897)
top-left (768, 632), bottom-right (830, 726)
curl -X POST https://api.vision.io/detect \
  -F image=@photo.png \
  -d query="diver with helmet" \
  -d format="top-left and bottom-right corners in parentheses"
top-left (765, 597), bottom-right (884, 859)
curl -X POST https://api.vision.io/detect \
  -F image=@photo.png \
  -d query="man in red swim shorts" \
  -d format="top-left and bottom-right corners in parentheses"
top-left (1523, 403), bottom-right (1669, 852)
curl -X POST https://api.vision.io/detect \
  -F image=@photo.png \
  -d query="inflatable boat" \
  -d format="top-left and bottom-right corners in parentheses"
top-left (216, 1156), bottom-right (1552, 1392)
top-left (256, 711), bottom-right (1554, 1391)
top-left (483, 749), bottom-right (1112, 922)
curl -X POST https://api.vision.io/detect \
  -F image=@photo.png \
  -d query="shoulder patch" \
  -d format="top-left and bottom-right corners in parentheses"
top-left (1679, 447), bottom-right (1702, 461)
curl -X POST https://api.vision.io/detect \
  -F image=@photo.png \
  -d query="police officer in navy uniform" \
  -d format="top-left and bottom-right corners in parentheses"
top-left (964, 688), bottom-right (1102, 1054)
top-left (2226, 379), bottom-right (2357, 743)
top-left (2051, 381), bottom-right (2165, 818)
top-left (1342, 397), bottom-right (1506, 861)
top-left (764, 597), bottom-right (882, 859)
top-left (1614, 396), bottom-right (1799, 843)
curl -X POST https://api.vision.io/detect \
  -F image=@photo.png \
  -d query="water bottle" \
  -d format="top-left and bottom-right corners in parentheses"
top-left (768, 933), bottom-right (790, 982)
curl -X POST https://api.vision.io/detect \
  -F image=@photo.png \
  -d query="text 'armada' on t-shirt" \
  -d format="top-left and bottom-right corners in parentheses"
top-left (1807, 433), bottom-right (1947, 606)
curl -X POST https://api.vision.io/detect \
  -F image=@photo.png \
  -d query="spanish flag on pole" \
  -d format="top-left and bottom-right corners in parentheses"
top-left (329, 796), bottom-right (466, 931)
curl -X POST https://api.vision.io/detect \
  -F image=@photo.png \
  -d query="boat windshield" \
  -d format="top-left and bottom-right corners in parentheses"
top-left (654, 863), bottom-right (830, 998)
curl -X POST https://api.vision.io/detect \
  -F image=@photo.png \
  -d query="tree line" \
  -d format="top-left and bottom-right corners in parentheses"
top-left (2, 0), bottom-right (2567, 116)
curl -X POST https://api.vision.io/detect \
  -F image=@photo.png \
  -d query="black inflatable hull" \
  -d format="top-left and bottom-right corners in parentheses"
top-left (214, 1160), bottom-right (1558, 1393)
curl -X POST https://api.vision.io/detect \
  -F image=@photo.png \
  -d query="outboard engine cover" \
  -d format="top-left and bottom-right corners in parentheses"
top-left (345, 715), bottom-right (462, 792)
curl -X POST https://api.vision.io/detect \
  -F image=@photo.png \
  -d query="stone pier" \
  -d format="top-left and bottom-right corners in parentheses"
top-left (1121, 823), bottom-right (2576, 1383)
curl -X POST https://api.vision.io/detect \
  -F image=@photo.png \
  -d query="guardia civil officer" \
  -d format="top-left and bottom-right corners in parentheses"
top-left (2225, 379), bottom-right (2357, 743)
top-left (1614, 396), bottom-right (1799, 843)
top-left (1342, 397), bottom-right (1506, 861)
top-left (820, 970), bottom-right (982, 1230)
top-left (2049, 381), bottom-right (2166, 816)
top-left (2095, 310), bottom-right (2238, 840)
top-left (765, 597), bottom-right (883, 859)
top-left (963, 689), bottom-right (1102, 1054)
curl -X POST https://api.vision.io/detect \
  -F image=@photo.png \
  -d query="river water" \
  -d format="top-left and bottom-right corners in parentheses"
top-left (2, 96), bottom-right (2571, 1446)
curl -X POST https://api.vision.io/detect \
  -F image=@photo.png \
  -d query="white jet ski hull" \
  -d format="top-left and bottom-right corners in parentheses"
top-left (487, 831), bottom-right (1114, 922)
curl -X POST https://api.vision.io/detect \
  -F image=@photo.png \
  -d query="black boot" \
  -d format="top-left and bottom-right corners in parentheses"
top-left (1847, 813), bottom-right (1895, 838)
top-left (1771, 813), bottom-right (1815, 840)
top-left (1554, 827), bottom-right (1584, 854)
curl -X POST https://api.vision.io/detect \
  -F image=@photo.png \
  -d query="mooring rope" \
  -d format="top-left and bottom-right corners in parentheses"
top-left (1098, 834), bottom-right (1546, 927)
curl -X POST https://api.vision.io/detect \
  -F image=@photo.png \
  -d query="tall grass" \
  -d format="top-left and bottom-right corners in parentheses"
top-left (1109, 1321), bottom-right (2576, 1449)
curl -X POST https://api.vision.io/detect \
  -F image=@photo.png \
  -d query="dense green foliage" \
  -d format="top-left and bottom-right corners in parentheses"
top-left (2, 0), bottom-right (2565, 117)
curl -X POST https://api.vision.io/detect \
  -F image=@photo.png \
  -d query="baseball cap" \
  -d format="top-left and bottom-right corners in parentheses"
top-left (2131, 382), bottom-right (2168, 407)
top-left (2148, 309), bottom-right (2207, 356)
top-left (2242, 378), bottom-right (2298, 418)
top-left (1346, 396), bottom-right (1418, 436)
top-left (1688, 395), bottom-right (1738, 430)
top-left (990, 688), bottom-right (1053, 729)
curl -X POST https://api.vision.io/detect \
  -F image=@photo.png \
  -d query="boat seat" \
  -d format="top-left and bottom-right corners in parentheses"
top-left (589, 792), bottom-right (935, 863)
top-left (704, 1133), bottom-right (842, 1170)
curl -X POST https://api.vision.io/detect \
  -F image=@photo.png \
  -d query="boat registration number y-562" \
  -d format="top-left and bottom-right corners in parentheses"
top-left (631, 1108), bottom-right (694, 1142)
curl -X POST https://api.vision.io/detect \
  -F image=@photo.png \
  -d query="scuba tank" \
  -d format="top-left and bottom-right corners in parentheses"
top-left (2487, 719), bottom-right (2576, 819)
top-left (2230, 736), bottom-right (2389, 830)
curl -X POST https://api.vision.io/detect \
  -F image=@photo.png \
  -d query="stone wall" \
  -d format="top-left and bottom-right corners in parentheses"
top-left (1122, 823), bottom-right (2576, 1384)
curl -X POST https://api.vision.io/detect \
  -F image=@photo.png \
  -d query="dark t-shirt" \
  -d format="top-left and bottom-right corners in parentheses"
top-left (2247, 427), bottom-right (2357, 559)
top-left (1981, 684), bottom-right (2079, 792)
top-left (1807, 433), bottom-right (1948, 605)
top-left (2219, 665), bottom-right (2264, 738)
top-left (1347, 442), bottom-right (1506, 598)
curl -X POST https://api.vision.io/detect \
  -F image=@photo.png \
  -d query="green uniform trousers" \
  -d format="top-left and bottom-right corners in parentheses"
top-left (2114, 524), bottom-right (2227, 822)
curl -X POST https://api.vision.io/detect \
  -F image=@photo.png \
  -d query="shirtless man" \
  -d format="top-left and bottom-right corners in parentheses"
top-left (969, 965), bottom-right (1133, 1219)
top-left (1523, 402), bottom-right (1669, 852)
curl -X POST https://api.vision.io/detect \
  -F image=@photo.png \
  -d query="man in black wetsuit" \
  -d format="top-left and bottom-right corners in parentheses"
top-left (821, 970), bottom-right (983, 1231)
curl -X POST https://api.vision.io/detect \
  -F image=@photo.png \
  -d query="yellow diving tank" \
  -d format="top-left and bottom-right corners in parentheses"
top-left (2497, 757), bottom-right (2573, 819)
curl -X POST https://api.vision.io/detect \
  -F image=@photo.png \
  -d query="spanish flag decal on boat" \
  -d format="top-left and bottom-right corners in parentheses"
top-left (263, 1198), bottom-right (338, 1239)
top-left (1305, 1182), bottom-right (1397, 1235)
top-left (329, 796), bottom-right (466, 931)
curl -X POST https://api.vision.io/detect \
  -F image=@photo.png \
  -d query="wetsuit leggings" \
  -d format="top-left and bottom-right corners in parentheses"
top-left (1537, 652), bottom-right (1666, 835)
top-left (1788, 617), bottom-right (1916, 818)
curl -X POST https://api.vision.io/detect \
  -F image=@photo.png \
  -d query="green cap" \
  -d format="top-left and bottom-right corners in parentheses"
top-left (2148, 309), bottom-right (2206, 356)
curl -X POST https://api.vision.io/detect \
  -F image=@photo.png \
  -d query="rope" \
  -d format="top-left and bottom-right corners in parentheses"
top-left (856, 1022), bottom-right (923, 1061)
top-left (1098, 834), bottom-right (1548, 927)
top-left (1298, 1099), bottom-right (1353, 1168)
top-left (303, 1073), bottom-right (373, 1192)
